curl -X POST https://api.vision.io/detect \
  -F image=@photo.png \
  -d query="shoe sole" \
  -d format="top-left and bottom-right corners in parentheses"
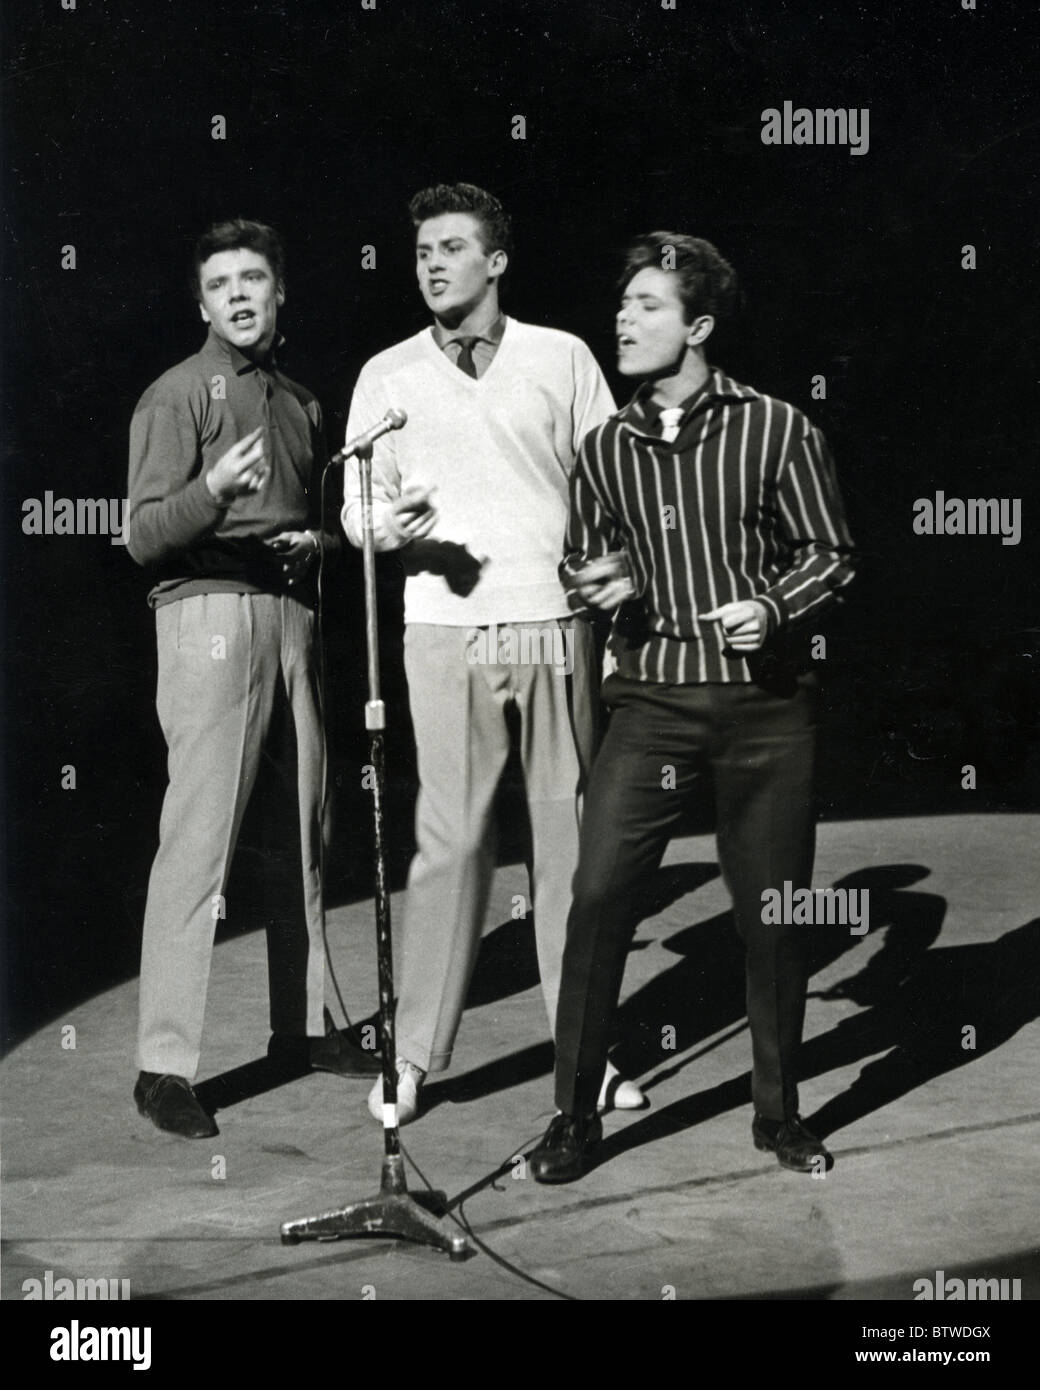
top-left (312, 1061), bottom-right (383, 1079)
top-left (598, 1091), bottom-right (648, 1114)
top-left (135, 1100), bottom-right (217, 1139)
top-left (753, 1134), bottom-right (831, 1172)
top-left (531, 1162), bottom-right (587, 1184)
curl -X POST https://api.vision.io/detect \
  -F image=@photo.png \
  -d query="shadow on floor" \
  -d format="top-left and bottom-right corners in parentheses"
top-left (615, 863), bottom-right (946, 1084)
top-left (801, 913), bottom-right (1040, 1138)
top-left (464, 860), bottom-right (721, 1012)
top-left (589, 905), bottom-right (1038, 1173)
top-left (194, 863), bottom-right (1039, 1174)
top-left (442, 864), bottom-right (1037, 1183)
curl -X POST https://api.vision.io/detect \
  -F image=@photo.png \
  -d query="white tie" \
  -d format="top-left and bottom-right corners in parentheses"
top-left (658, 407), bottom-right (683, 443)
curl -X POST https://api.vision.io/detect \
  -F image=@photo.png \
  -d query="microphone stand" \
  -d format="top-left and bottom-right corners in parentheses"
top-left (280, 441), bottom-right (471, 1260)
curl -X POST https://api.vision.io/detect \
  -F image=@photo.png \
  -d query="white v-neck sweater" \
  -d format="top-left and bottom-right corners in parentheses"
top-left (342, 317), bottom-right (616, 626)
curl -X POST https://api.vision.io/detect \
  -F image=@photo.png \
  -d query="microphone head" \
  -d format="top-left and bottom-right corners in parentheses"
top-left (386, 407), bottom-right (408, 430)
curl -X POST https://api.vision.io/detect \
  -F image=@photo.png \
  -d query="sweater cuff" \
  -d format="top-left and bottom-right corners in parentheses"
top-left (197, 470), bottom-right (230, 513)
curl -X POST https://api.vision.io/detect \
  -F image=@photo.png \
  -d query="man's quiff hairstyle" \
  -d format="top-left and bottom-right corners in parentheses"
top-left (621, 232), bottom-right (741, 324)
top-left (191, 219), bottom-right (286, 301)
top-left (409, 182), bottom-right (513, 259)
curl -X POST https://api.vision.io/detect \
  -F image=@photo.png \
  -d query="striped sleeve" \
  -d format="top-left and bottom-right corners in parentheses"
top-left (756, 420), bottom-right (856, 631)
top-left (560, 427), bottom-right (629, 610)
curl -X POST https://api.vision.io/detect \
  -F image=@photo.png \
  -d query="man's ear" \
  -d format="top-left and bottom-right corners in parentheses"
top-left (685, 314), bottom-right (715, 349)
top-left (198, 299), bottom-right (212, 325)
top-left (488, 249), bottom-right (508, 281)
top-left (275, 281), bottom-right (286, 307)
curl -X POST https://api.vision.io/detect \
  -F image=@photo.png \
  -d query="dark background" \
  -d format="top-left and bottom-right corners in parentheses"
top-left (2, 0), bottom-right (1038, 1050)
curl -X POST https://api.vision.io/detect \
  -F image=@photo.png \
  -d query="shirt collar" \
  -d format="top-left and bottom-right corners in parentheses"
top-left (621, 367), bottom-right (759, 435)
top-left (431, 313), bottom-right (507, 351)
top-left (203, 325), bottom-right (284, 374)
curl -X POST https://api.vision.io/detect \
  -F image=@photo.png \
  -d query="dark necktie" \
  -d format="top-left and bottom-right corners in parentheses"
top-left (453, 336), bottom-right (479, 378)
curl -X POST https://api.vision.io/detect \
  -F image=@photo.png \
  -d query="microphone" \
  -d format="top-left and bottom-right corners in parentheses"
top-left (329, 408), bottom-right (408, 465)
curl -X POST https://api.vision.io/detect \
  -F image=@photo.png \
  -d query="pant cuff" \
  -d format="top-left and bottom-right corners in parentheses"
top-left (395, 1035), bottom-right (451, 1074)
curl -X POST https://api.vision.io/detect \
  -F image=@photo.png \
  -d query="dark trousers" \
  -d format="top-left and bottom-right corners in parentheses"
top-left (554, 671), bottom-right (818, 1121)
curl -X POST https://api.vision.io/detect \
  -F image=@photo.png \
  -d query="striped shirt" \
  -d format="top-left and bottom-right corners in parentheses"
top-left (561, 367), bottom-right (856, 684)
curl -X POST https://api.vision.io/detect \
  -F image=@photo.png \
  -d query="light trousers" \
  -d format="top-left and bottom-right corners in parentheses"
top-left (136, 592), bottom-right (327, 1079)
top-left (395, 619), bottom-right (597, 1073)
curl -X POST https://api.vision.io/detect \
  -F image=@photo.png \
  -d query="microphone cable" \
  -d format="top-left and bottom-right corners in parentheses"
top-left (312, 448), bottom-right (363, 1041)
top-left (398, 1132), bottom-right (581, 1300)
top-left (313, 442), bottom-right (576, 1297)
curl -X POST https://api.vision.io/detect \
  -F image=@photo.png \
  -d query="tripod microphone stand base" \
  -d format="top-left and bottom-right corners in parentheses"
top-left (280, 1154), bottom-right (473, 1260)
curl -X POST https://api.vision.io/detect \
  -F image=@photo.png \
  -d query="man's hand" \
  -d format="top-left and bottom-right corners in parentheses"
top-left (390, 485), bottom-right (438, 542)
top-left (698, 599), bottom-right (770, 652)
top-left (570, 553), bottom-right (636, 610)
top-left (265, 529), bottom-right (319, 586)
top-left (205, 427), bottom-right (268, 504)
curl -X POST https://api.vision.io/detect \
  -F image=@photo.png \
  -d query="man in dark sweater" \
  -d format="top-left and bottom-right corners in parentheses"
top-left (126, 219), bottom-right (378, 1139)
top-left (530, 233), bottom-right (856, 1182)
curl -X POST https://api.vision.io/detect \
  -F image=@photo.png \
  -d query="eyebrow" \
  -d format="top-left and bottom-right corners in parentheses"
top-left (416, 235), bottom-right (471, 251)
top-left (621, 290), bottom-right (663, 303)
top-left (204, 267), bottom-right (268, 285)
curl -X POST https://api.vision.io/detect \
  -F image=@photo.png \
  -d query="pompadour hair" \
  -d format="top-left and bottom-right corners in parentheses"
top-left (191, 219), bottom-right (286, 301)
top-left (620, 232), bottom-right (741, 324)
top-left (408, 183), bottom-right (513, 258)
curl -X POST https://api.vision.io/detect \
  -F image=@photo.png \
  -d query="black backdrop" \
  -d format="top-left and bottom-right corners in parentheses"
top-left (2, 0), bottom-right (1038, 1050)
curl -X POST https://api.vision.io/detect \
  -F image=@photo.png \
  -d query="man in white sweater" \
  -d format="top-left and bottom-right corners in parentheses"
top-left (341, 182), bottom-right (634, 1124)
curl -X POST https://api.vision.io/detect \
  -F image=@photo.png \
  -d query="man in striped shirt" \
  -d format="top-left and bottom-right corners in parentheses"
top-left (530, 233), bottom-right (856, 1183)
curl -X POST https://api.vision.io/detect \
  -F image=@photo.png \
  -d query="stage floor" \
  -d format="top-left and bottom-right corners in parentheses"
top-left (3, 813), bottom-right (1038, 1301)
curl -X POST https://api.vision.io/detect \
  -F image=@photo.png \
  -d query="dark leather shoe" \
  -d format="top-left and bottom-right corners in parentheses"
top-left (530, 1112), bottom-right (603, 1183)
top-left (752, 1113), bottom-right (833, 1172)
top-left (307, 1025), bottom-right (382, 1078)
top-left (269, 1011), bottom-right (381, 1079)
top-left (134, 1072), bottom-right (218, 1139)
